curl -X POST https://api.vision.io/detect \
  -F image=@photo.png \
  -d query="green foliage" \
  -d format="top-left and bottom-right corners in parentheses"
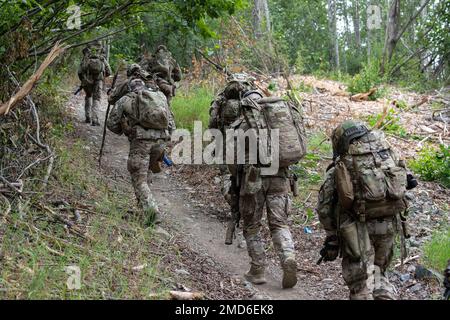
top-left (347, 60), bottom-right (385, 99)
top-left (291, 131), bottom-right (331, 191)
top-left (171, 85), bottom-right (214, 132)
top-left (409, 144), bottom-right (450, 188)
top-left (366, 108), bottom-right (408, 137)
top-left (423, 227), bottom-right (450, 272)
top-left (0, 139), bottom-right (170, 299)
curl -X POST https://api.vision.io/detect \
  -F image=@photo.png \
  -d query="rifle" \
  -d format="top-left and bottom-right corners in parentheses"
top-left (98, 61), bottom-right (123, 166)
top-left (195, 48), bottom-right (271, 97)
top-left (74, 86), bottom-right (82, 95)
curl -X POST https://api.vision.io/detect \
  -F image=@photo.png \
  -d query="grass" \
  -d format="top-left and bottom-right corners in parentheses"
top-left (0, 137), bottom-right (170, 299)
top-left (290, 132), bottom-right (332, 226)
top-left (171, 85), bottom-right (214, 132)
top-left (409, 144), bottom-right (450, 188)
top-left (423, 227), bottom-right (450, 272)
top-left (366, 108), bottom-right (408, 138)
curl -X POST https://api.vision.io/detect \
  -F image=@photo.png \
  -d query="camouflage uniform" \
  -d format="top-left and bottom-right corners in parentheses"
top-left (143, 45), bottom-right (181, 106)
top-left (107, 69), bottom-right (170, 224)
top-left (78, 42), bottom-right (112, 125)
top-left (208, 76), bottom-right (257, 238)
top-left (231, 90), bottom-right (297, 289)
top-left (318, 167), bottom-right (397, 300)
top-left (316, 120), bottom-right (410, 300)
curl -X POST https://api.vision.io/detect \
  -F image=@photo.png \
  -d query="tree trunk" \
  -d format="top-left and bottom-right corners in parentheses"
top-left (352, 0), bottom-right (361, 50)
top-left (327, 0), bottom-right (340, 70)
top-left (252, 0), bottom-right (271, 39)
top-left (381, 0), bottom-right (431, 74)
top-left (381, 0), bottom-right (400, 74)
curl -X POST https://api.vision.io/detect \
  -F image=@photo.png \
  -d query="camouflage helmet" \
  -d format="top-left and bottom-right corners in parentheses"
top-left (242, 90), bottom-right (263, 101)
top-left (128, 78), bottom-right (146, 92)
top-left (227, 72), bottom-right (255, 84)
top-left (156, 45), bottom-right (168, 53)
top-left (223, 73), bottom-right (256, 99)
top-left (127, 63), bottom-right (142, 77)
top-left (331, 120), bottom-right (369, 158)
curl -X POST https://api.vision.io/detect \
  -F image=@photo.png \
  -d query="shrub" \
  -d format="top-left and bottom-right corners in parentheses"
top-left (423, 227), bottom-right (450, 272)
top-left (409, 144), bottom-right (450, 188)
top-left (347, 60), bottom-right (385, 100)
top-left (366, 108), bottom-right (408, 137)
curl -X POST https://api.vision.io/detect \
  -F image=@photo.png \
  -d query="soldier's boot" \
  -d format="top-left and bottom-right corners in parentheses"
top-left (84, 97), bottom-right (92, 123)
top-left (373, 270), bottom-right (396, 300)
top-left (272, 229), bottom-right (297, 288)
top-left (281, 256), bottom-right (298, 289)
top-left (91, 99), bottom-right (100, 126)
top-left (244, 265), bottom-right (266, 285)
top-left (349, 287), bottom-right (373, 300)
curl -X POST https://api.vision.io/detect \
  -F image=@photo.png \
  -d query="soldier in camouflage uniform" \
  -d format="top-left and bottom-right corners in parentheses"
top-left (208, 74), bottom-right (257, 237)
top-left (316, 120), bottom-right (415, 300)
top-left (78, 41), bottom-right (112, 125)
top-left (142, 45), bottom-right (182, 106)
top-left (235, 91), bottom-right (298, 289)
top-left (107, 64), bottom-right (171, 224)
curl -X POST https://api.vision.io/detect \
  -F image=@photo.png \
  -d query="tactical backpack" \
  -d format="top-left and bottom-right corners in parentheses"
top-left (335, 130), bottom-right (407, 219)
top-left (217, 97), bottom-right (241, 130)
top-left (240, 96), bottom-right (307, 168)
top-left (152, 50), bottom-right (172, 81)
top-left (223, 80), bottom-right (253, 100)
top-left (86, 55), bottom-right (105, 81)
top-left (125, 89), bottom-right (169, 130)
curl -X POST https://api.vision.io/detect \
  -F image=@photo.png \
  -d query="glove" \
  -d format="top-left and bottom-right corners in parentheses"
top-left (319, 235), bottom-right (339, 262)
top-left (406, 173), bottom-right (418, 190)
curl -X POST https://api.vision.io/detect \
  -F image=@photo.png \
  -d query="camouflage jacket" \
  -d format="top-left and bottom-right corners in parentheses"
top-left (317, 166), bottom-right (338, 237)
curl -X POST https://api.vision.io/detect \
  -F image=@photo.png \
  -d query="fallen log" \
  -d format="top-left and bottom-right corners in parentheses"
top-left (350, 88), bottom-right (377, 102)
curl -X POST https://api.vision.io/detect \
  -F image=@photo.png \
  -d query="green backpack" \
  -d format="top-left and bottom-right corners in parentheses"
top-left (240, 96), bottom-right (307, 168)
top-left (122, 85), bottom-right (169, 130)
top-left (335, 130), bottom-right (407, 219)
top-left (86, 55), bottom-right (104, 81)
top-left (217, 97), bottom-right (241, 130)
top-left (151, 50), bottom-right (172, 81)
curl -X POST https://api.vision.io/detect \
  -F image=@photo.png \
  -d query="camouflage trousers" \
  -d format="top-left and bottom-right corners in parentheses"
top-left (240, 176), bottom-right (295, 269)
top-left (82, 80), bottom-right (103, 123)
top-left (127, 138), bottom-right (165, 215)
top-left (341, 216), bottom-right (397, 300)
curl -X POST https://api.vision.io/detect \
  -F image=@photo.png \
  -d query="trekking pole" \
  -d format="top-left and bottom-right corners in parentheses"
top-left (98, 61), bottom-right (123, 166)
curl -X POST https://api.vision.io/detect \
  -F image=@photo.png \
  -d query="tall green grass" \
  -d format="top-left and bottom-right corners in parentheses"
top-left (171, 85), bottom-right (214, 132)
top-left (423, 227), bottom-right (450, 272)
top-left (0, 139), bottom-right (170, 299)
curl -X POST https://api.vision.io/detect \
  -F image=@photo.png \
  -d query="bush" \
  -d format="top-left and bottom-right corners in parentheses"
top-left (171, 85), bottom-right (214, 132)
top-left (423, 227), bottom-right (450, 272)
top-left (347, 60), bottom-right (385, 100)
top-left (409, 144), bottom-right (450, 188)
top-left (366, 108), bottom-right (408, 137)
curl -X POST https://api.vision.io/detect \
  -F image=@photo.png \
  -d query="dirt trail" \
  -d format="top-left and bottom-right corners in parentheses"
top-left (67, 92), bottom-right (313, 300)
